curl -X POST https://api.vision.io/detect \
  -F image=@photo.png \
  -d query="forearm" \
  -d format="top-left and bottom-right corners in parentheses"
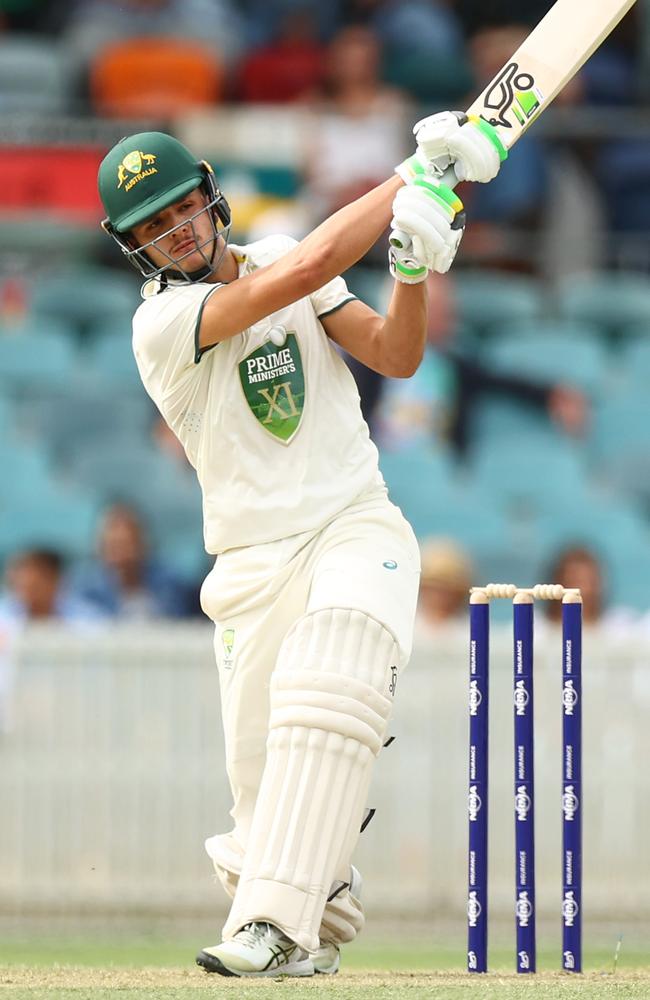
top-left (378, 279), bottom-right (428, 378)
top-left (290, 176), bottom-right (403, 285)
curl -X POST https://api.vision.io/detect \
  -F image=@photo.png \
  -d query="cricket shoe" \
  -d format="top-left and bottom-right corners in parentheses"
top-left (311, 865), bottom-right (363, 975)
top-left (196, 921), bottom-right (314, 978)
top-left (311, 940), bottom-right (340, 974)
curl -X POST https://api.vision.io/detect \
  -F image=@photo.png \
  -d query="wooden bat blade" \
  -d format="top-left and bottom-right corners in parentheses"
top-left (469, 0), bottom-right (637, 149)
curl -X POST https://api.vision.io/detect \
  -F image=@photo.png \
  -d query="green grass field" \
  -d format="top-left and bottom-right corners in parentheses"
top-left (1, 925), bottom-right (649, 1000)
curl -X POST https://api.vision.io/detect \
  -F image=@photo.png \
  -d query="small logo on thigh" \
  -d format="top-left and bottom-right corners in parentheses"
top-left (221, 627), bottom-right (236, 670)
top-left (389, 665), bottom-right (398, 696)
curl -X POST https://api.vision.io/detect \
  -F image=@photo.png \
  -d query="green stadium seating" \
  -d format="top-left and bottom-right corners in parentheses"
top-left (470, 434), bottom-right (589, 512)
top-left (556, 272), bottom-right (650, 339)
top-left (452, 271), bottom-right (544, 333)
top-left (0, 329), bottom-right (77, 389)
top-left (30, 269), bottom-right (141, 338)
top-left (483, 321), bottom-right (610, 393)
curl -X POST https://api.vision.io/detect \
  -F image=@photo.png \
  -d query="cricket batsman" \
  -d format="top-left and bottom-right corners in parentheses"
top-left (97, 111), bottom-right (503, 977)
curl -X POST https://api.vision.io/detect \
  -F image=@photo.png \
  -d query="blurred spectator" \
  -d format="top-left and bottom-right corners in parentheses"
top-left (416, 537), bottom-right (473, 638)
top-left (303, 25), bottom-right (410, 225)
top-left (61, 0), bottom-right (246, 75)
top-left (543, 545), bottom-right (636, 630)
top-left (347, 0), bottom-right (471, 104)
top-left (0, 548), bottom-right (101, 624)
top-left (236, 6), bottom-right (326, 103)
top-left (367, 273), bottom-right (588, 456)
top-left (240, 0), bottom-right (341, 47)
top-left (75, 503), bottom-right (195, 619)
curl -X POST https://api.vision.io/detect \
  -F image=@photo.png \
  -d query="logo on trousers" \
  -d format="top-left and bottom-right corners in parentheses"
top-left (562, 785), bottom-right (579, 821)
top-left (515, 785), bottom-right (531, 821)
top-left (467, 891), bottom-right (482, 927)
top-left (563, 680), bottom-right (578, 715)
top-left (516, 891), bottom-right (533, 927)
top-left (562, 891), bottom-right (579, 926)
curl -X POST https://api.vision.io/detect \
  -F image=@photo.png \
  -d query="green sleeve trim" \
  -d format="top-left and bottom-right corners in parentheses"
top-left (469, 114), bottom-right (509, 162)
top-left (317, 295), bottom-right (357, 320)
top-left (194, 284), bottom-right (224, 364)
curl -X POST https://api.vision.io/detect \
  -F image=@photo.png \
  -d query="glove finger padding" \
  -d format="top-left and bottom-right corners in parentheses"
top-left (403, 110), bottom-right (507, 185)
top-left (447, 118), bottom-right (503, 183)
top-left (391, 179), bottom-right (464, 272)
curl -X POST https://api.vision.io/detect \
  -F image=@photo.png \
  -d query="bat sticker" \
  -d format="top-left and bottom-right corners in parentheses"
top-left (481, 62), bottom-right (543, 129)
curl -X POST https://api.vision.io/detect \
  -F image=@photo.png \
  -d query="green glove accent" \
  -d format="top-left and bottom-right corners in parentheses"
top-left (389, 245), bottom-right (427, 285)
top-left (412, 177), bottom-right (464, 217)
top-left (394, 153), bottom-right (427, 183)
top-left (468, 114), bottom-right (509, 162)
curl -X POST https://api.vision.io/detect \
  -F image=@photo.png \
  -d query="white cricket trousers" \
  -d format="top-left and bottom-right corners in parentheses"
top-left (200, 490), bottom-right (420, 943)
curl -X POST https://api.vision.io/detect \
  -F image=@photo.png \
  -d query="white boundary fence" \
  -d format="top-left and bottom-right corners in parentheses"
top-left (0, 623), bottom-right (649, 922)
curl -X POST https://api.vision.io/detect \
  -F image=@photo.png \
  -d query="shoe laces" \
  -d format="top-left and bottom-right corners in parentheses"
top-left (238, 921), bottom-right (283, 948)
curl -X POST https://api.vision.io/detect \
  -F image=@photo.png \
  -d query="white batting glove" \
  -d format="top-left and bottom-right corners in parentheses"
top-left (396, 111), bottom-right (507, 185)
top-left (388, 233), bottom-right (428, 285)
top-left (390, 177), bottom-right (465, 276)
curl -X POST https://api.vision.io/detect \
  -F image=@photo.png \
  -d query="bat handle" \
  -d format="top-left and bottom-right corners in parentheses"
top-left (390, 164), bottom-right (460, 252)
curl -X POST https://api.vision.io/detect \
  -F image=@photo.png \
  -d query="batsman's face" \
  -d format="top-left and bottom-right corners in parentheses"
top-left (131, 188), bottom-right (217, 271)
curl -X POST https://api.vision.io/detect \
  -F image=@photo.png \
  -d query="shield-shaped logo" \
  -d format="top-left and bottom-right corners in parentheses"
top-left (124, 151), bottom-right (143, 174)
top-left (238, 332), bottom-right (305, 443)
top-left (221, 627), bottom-right (235, 669)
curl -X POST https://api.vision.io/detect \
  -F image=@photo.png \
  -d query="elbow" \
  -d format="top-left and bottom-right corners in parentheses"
top-left (385, 352), bottom-right (423, 379)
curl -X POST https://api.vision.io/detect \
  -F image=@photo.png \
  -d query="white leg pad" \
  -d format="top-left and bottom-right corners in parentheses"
top-left (206, 832), bottom-right (365, 945)
top-left (222, 610), bottom-right (397, 952)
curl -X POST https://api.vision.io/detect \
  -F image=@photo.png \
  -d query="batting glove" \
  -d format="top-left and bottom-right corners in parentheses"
top-left (390, 177), bottom-right (465, 276)
top-left (396, 110), bottom-right (507, 185)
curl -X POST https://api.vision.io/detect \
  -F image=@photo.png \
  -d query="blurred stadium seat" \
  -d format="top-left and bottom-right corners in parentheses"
top-left (69, 440), bottom-right (196, 522)
top-left (619, 331), bottom-right (650, 389)
top-left (452, 271), bottom-right (544, 333)
top-left (556, 272), bottom-right (650, 339)
top-left (30, 270), bottom-right (140, 339)
top-left (471, 397), bottom-right (558, 446)
top-left (482, 320), bottom-right (610, 393)
top-left (18, 387), bottom-right (152, 463)
top-left (88, 332), bottom-right (141, 385)
top-left (0, 328), bottom-right (77, 390)
top-left (0, 440), bottom-right (54, 501)
top-left (469, 434), bottom-right (589, 512)
top-left (0, 36), bottom-right (71, 114)
top-left (90, 38), bottom-right (224, 117)
top-left (0, 487), bottom-right (100, 561)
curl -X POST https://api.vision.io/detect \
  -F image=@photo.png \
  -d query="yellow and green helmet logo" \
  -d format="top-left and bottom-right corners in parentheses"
top-left (98, 131), bottom-right (204, 233)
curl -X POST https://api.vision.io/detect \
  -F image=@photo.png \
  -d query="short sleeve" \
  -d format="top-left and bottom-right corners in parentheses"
top-left (132, 282), bottom-right (220, 415)
top-left (310, 275), bottom-right (357, 320)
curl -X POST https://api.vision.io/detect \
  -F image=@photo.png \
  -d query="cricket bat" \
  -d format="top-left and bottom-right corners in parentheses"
top-left (403, 0), bottom-right (638, 194)
top-left (461, 0), bottom-right (637, 156)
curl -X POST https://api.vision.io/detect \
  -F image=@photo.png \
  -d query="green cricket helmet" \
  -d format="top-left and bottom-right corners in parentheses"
top-left (98, 131), bottom-right (231, 282)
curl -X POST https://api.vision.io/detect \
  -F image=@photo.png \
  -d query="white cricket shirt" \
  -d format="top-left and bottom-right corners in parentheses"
top-left (132, 235), bottom-right (386, 553)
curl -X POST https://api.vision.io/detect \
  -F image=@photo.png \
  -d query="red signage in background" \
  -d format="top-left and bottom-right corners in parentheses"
top-left (0, 147), bottom-right (106, 222)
